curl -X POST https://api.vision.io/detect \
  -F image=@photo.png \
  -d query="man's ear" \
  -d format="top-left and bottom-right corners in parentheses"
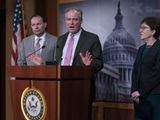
top-left (44, 22), bottom-right (47, 28)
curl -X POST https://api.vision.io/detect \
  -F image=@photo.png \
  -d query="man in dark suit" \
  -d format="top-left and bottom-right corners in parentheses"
top-left (56, 8), bottom-right (103, 72)
top-left (55, 8), bottom-right (103, 120)
top-left (18, 14), bottom-right (57, 65)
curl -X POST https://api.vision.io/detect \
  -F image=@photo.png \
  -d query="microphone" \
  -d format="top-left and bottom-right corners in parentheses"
top-left (23, 45), bottom-right (45, 65)
top-left (56, 45), bottom-right (59, 48)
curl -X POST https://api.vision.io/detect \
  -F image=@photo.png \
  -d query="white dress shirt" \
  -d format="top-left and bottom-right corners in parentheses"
top-left (34, 32), bottom-right (46, 54)
top-left (61, 29), bottom-right (82, 66)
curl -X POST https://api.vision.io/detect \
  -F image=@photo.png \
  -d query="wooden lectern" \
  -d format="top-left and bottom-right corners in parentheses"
top-left (9, 66), bottom-right (91, 120)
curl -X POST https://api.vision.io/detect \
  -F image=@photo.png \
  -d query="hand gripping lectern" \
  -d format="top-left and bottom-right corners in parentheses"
top-left (8, 66), bottom-right (91, 120)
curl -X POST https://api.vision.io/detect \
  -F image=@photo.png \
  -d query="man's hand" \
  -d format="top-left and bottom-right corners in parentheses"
top-left (28, 53), bottom-right (42, 65)
top-left (80, 51), bottom-right (93, 66)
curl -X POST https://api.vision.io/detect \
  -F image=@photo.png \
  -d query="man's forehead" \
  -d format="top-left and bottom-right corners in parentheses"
top-left (66, 10), bottom-right (80, 15)
top-left (31, 16), bottom-right (43, 22)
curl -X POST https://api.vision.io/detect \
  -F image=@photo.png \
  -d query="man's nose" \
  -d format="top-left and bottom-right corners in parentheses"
top-left (35, 25), bottom-right (38, 29)
top-left (70, 20), bottom-right (74, 24)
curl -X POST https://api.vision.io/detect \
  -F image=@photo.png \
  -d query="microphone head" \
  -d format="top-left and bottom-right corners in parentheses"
top-left (42, 45), bottom-right (45, 49)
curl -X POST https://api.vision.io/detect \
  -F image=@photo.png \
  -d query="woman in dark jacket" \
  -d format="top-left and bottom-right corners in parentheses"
top-left (131, 17), bottom-right (160, 120)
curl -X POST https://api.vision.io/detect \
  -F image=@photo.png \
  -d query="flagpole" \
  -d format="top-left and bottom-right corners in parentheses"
top-left (21, 0), bottom-right (27, 37)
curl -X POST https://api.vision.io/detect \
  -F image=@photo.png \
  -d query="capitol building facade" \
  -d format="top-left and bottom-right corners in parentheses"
top-left (95, 2), bottom-right (138, 102)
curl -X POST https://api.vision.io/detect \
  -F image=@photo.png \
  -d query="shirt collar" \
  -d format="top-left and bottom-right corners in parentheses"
top-left (35, 32), bottom-right (46, 41)
top-left (69, 29), bottom-right (82, 37)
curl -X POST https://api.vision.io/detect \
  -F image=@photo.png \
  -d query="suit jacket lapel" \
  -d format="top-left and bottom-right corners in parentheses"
top-left (73, 29), bottom-right (86, 60)
top-left (138, 45), bottom-right (145, 62)
top-left (41, 33), bottom-right (48, 58)
top-left (57, 33), bottom-right (68, 61)
top-left (30, 35), bottom-right (35, 53)
top-left (136, 45), bottom-right (146, 67)
top-left (60, 33), bottom-right (68, 51)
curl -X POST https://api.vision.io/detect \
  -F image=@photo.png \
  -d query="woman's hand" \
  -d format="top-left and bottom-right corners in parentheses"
top-left (131, 91), bottom-right (140, 103)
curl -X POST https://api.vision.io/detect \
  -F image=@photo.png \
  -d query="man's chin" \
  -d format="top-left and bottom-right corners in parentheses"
top-left (140, 37), bottom-right (146, 40)
top-left (68, 29), bottom-right (79, 34)
top-left (34, 32), bottom-right (43, 36)
top-left (69, 29), bottom-right (75, 33)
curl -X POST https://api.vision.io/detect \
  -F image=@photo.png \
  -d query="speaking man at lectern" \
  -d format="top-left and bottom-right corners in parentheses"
top-left (17, 14), bottom-right (57, 66)
top-left (55, 7), bottom-right (103, 120)
top-left (56, 7), bottom-right (103, 72)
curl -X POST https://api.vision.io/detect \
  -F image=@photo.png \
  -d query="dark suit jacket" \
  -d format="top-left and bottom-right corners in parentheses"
top-left (131, 40), bottom-right (160, 98)
top-left (18, 32), bottom-right (57, 65)
top-left (56, 29), bottom-right (103, 73)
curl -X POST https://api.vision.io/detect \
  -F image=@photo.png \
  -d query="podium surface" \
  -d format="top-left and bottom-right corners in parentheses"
top-left (9, 66), bottom-right (91, 120)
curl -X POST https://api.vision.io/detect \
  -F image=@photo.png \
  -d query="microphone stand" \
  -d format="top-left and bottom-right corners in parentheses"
top-left (22, 45), bottom-right (45, 66)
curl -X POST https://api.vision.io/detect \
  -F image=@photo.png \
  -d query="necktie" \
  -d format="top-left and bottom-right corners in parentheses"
top-left (64, 34), bottom-right (74, 65)
top-left (34, 38), bottom-right (41, 55)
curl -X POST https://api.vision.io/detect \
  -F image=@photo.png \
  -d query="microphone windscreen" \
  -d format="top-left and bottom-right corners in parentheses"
top-left (42, 45), bottom-right (45, 49)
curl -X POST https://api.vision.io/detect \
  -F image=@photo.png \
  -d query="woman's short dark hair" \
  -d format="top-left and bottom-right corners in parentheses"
top-left (141, 17), bottom-right (160, 39)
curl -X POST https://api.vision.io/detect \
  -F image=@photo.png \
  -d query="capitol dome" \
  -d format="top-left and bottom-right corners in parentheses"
top-left (103, 2), bottom-right (137, 68)
top-left (95, 2), bottom-right (137, 102)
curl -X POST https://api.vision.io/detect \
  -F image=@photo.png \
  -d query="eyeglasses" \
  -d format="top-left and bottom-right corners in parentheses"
top-left (140, 26), bottom-right (150, 30)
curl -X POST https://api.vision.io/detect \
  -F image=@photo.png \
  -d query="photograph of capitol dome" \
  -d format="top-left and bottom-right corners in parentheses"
top-left (96, 2), bottom-right (137, 102)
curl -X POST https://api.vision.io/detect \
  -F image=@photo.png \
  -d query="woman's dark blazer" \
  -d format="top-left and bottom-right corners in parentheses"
top-left (131, 40), bottom-right (160, 98)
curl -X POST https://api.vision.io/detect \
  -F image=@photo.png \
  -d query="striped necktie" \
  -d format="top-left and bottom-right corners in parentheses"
top-left (34, 38), bottom-right (41, 55)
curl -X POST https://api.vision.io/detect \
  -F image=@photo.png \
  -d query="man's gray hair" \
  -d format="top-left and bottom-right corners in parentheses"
top-left (65, 7), bottom-right (83, 20)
